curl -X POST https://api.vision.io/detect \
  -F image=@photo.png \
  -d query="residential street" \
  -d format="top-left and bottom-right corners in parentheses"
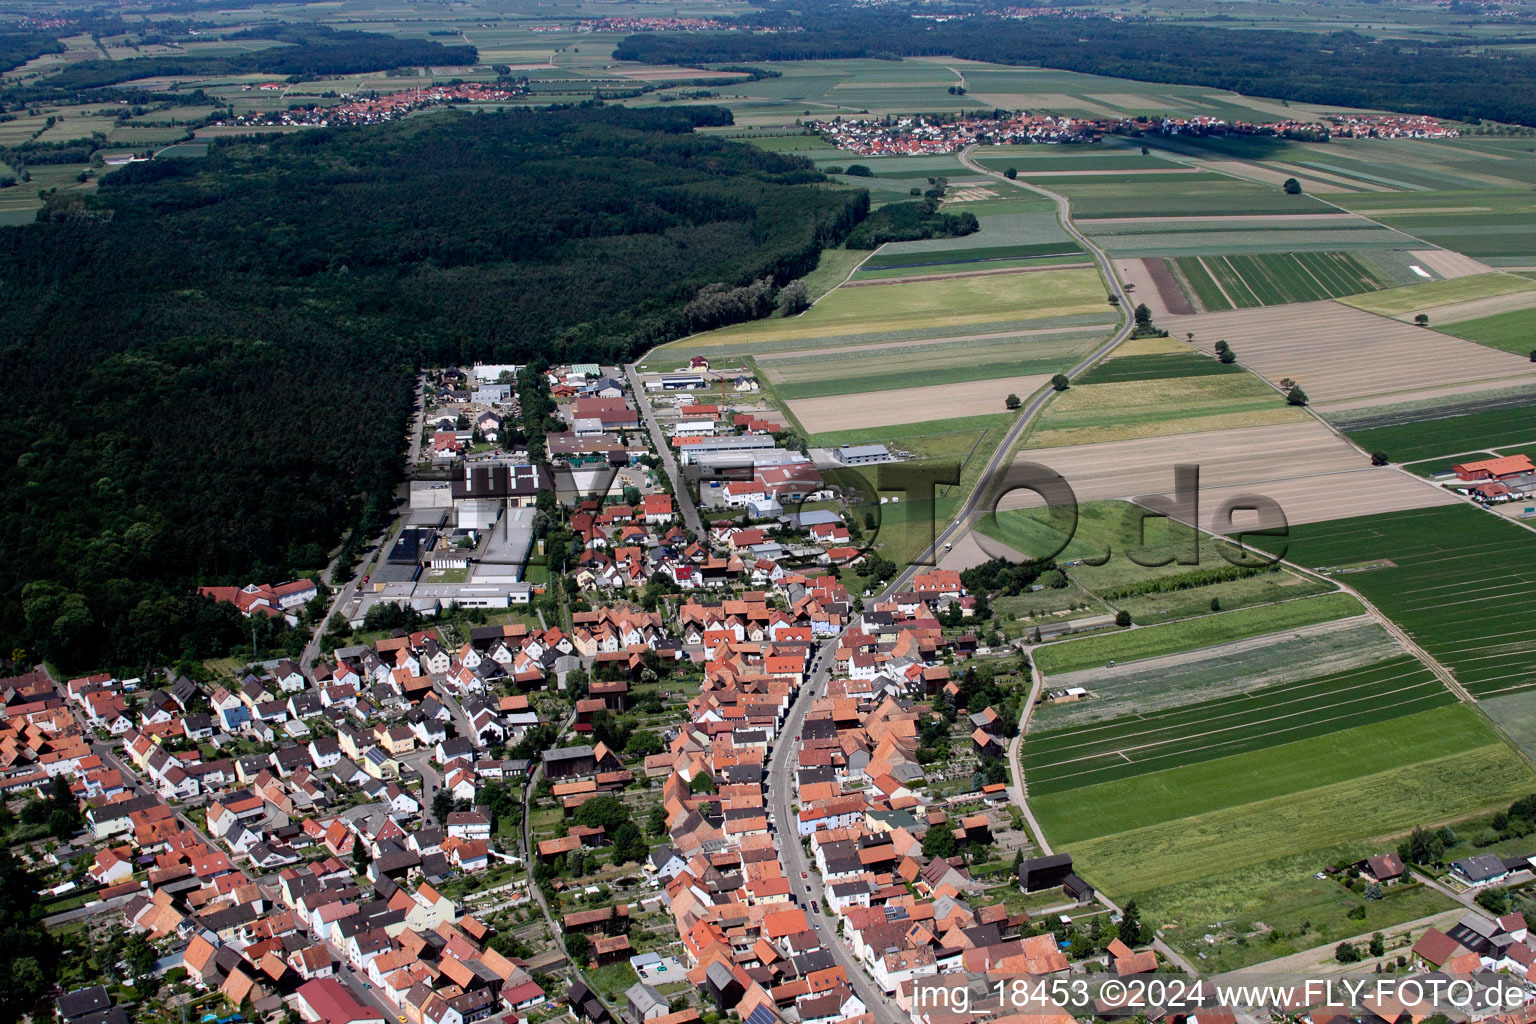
top-left (765, 641), bottom-right (904, 1024)
top-left (625, 362), bottom-right (705, 536)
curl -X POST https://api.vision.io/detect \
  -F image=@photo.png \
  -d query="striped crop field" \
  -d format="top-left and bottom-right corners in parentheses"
top-left (1252, 505), bottom-right (1536, 697)
top-left (1022, 655), bottom-right (1451, 795)
top-left (1173, 251), bottom-right (1386, 310)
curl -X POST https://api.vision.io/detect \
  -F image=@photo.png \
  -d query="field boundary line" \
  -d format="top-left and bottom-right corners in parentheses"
top-left (1196, 256), bottom-right (1241, 308)
top-left (1290, 252), bottom-right (1338, 297)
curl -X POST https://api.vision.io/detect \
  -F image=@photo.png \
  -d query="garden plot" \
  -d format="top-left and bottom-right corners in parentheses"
top-left (790, 373), bottom-right (1054, 434)
top-left (1174, 300), bottom-right (1536, 409)
top-left (1005, 420), bottom-right (1457, 533)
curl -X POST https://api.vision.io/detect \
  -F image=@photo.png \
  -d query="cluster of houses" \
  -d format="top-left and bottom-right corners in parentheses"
top-left (636, 576), bottom-right (872, 1024)
top-left (1324, 113), bottom-right (1460, 139)
top-left (605, 564), bottom-right (1122, 1024)
top-left (808, 114), bottom-right (1109, 154)
top-left (9, 639), bottom-right (570, 1023)
top-left (1446, 453), bottom-right (1535, 505)
top-left (1411, 909), bottom-right (1536, 982)
top-left (198, 578), bottom-right (320, 627)
top-left (807, 108), bottom-right (1455, 156)
top-left (543, 15), bottom-right (730, 31)
top-left (214, 83), bottom-right (529, 130)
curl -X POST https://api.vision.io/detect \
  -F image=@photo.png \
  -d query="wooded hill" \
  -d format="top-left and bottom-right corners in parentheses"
top-left (3, 24), bottom-right (478, 100)
top-left (0, 105), bottom-right (866, 671)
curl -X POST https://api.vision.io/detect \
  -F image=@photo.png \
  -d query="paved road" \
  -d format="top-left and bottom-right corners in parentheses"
top-left (950, 152), bottom-right (1208, 975)
top-left (867, 147), bottom-right (1132, 599)
top-left (765, 643), bottom-right (903, 1024)
top-left (301, 372), bottom-right (424, 672)
top-left (1005, 658), bottom-right (1051, 849)
top-left (625, 362), bottom-right (705, 537)
top-left (404, 371), bottom-right (427, 469)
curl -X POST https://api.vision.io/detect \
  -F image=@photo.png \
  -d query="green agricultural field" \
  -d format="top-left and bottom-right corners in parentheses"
top-left (1024, 371), bottom-right (1306, 446)
top-left (858, 241), bottom-right (1083, 271)
top-left (980, 500), bottom-right (1332, 623)
top-left (1032, 702), bottom-right (1484, 843)
top-left (1083, 219), bottom-right (1421, 258)
top-left (660, 266), bottom-right (1107, 353)
top-left (1033, 619), bottom-right (1404, 732)
top-left (765, 328), bottom-right (1106, 399)
top-left (1171, 251), bottom-right (1386, 308)
top-left (1022, 655), bottom-right (1450, 795)
top-left (745, 134), bottom-right (839, 153)
top-left (1075, 351), bottom-right (1240, 385)
top-left (1142, 848), bottom-right (1457, 973)
top-left (1056, 707), bottom-right (1536, 897)
top-left (1033, 591), bottom-right (1364, 675)
top-left (1041, 174), bottom-right (1335, 218)
top-left (1250, 505), bottom-right (1536, 696)
top-left (799, 246), bottom-right (869, 302)
top-left (975, 153), bottom-right (1187, 173)
top-left (1173, 256), bottom-right (1232, 311)
top-left (1340, 272), bottom-right (1536, 316)
top-left (808, 412), bottom-right (1014, 449)
top-left (851, 254), bottom-right (1090, 280)
top-left (1481, 690), bottom-right (1536, 764)
top-left (1332, 189), bottom-right (1536, 264)
top-left (1403, 452), bottom-right (1496, 477)
top-left (1440, 308), bottom-right (1536, 357)
top-left (1345, 405), bottom-right (1536, 462)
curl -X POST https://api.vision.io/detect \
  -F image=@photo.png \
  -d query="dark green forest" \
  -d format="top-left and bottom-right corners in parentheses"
top-left (846, 199), bottom-right (978, 249)
top-left (2, 24), bottom-right (476, 99)
top-left (615, 7), bottom-right (1536, 127)
top-left (0, 105), bottom-right (865, 671)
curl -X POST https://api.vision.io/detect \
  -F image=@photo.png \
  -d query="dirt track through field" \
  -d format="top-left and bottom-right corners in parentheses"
top-left (1004, 420), bottom-right (1458, 533)
top-left (1169, 300), bottom-right (1536, 409)
top-left (1196, 159), bottom-right (1351, 194)
top-left (1082, 213), bottom-right (1367, 228)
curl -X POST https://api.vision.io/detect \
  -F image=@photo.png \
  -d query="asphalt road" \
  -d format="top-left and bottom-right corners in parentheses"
top-left (625, 362), bottom-right (705, 537)
top-left (752, 155), bottom-right (1149, 1010)
top-left (764, 642), bottom-right (904, 1024)
top-left (870, 146), bottom-right (1135, 599)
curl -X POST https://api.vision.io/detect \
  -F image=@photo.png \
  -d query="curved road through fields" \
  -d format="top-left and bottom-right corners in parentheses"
top-left (761, 152), bottom-right (1149, 1018)
top-left (877, 144), bottom-right (1133, 596)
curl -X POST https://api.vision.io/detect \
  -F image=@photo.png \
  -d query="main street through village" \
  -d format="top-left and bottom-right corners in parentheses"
top-left (648, 165), bottom-right (1142, 1022)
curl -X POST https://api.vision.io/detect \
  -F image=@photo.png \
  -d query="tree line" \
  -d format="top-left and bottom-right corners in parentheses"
top-left (614, 6), bottom-right (1536, 128)
top-left (3, 25), bottom-right (477, 101)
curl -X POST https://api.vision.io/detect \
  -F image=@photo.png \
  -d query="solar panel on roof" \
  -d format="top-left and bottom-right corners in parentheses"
top-left (747, 1004), bottom-right (780, 1024)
